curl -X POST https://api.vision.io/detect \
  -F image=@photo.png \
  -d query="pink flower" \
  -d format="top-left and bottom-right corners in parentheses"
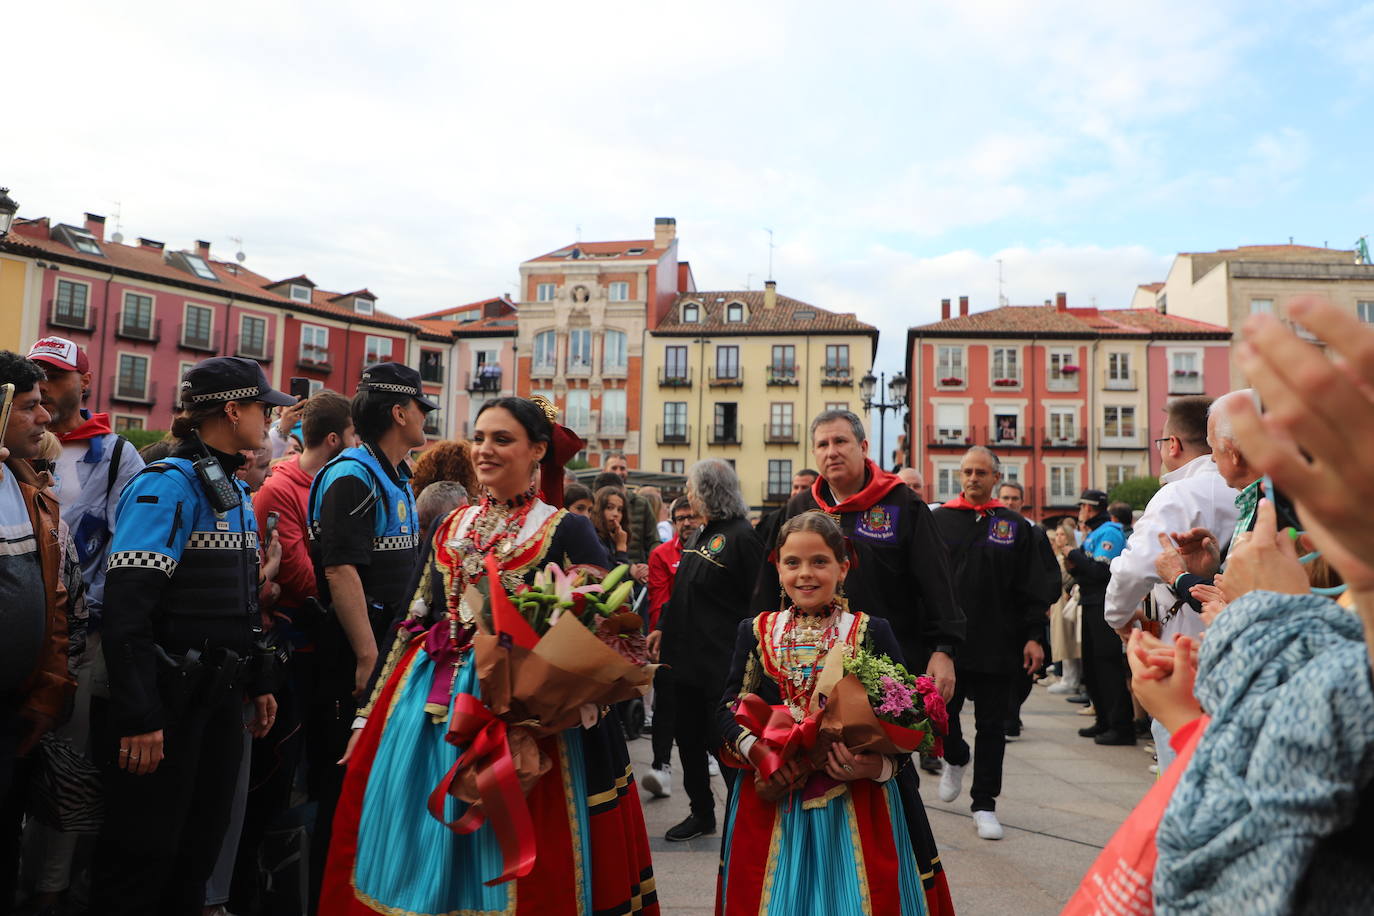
top-left (914, 675), bottom-right (937, 696)
top-left (876, 676), bottom-right (917, 718)
top-left (923, 691), bottom-right (949, 735)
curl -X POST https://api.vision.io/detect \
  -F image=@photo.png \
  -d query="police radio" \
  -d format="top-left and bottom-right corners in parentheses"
top-left (192, 430), bottom-right (242, 513)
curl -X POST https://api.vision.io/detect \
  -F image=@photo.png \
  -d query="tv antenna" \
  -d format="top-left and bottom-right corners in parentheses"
top-left (229, 235), bottom-right (245, 263)
top-left (110, 200), bottom-right (124, 244)
top-left (765, 228), bottom-right (775, 281)
top-left (997, 258), bottom-right (1008, 307)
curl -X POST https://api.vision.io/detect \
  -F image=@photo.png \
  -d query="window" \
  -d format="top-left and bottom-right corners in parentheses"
top-left (1359, 301), bottom-right (1374, 323)
top-left (1170, 350), bottom-right (1202, 392)
top-left (536, 283), bottom-right (556, 302)
top-left (1105, 465), bottom-right (1134, 490)
top-left (662, 402), bottom-right (688, 441)
top-left (568, 328), bottom-right (592, 371)
top-left (767, 460), bottom-right (793, 499)
top-left (664, 345), bottom-right (689, 382)
top-left (825, 401), bottom-right (849, 412)
top-left (239, 315), bottom-right (267, 358)
top-left (934, 404), bottom-right (966, 444)
top-left (991, 347), bottom-right (1019, 385)
top-left (300, 325), bottom-right (329, 365)
top-left (682, 302), bottom-right (699, 322)
top-left (935, 463), bottom-right (961, 502)
top-left (423, 410), bottom-right (442, 436)
top-left (713, 403), bottom-right (739, 443)
top-left (608, 281), bottom-right (629, 302)
top-left (770, 344), bottom-right (796, 381)
top-left (183, 254), bottom-right (217, 281)
top-left (992, 412), bottom-right (1020, 444)
top-left (603, 330), bottom-right (627, 371)
top-left (824, 344), bottom-right (850, 373)
top-left (420, 350), bottom-right (444, 384)
top-left (121, 293), bottom-right (154, 338)
top-left (1107, 352), bottom-right (1132, 389)
top-left (1049, 465), bottom-right (1078, 503)
top-left (364, 335), bottom-right (392, 365)
top-left (354, 297), bottom-right (374, 315)
top-left (936, 346), bottom-right (965, 386)
top-left (566, 390), bottom-right (591, 433)
top-left (662, 459), bottom-right (685, 474)
top-left (68, 230), bottom-right (102, 255)
top-left (769, 402), bottom-right (794, 440)
top-left (1048, 407), bottom-right (1077, 443)
top-left (1103, 406), bottom-right (1137, 441)
top-left (726, 302), bottom-right (744, 323)
top-left (116, 354), bottom-right (149, 400)
top-left (715, 345), bottom-right (740, 380)
top-left (113, 415), bottom-right (144, 433)
top-left (601, 389), bottom-right (627, 435)
top-left (183, 304), bottom-right (214, 350)
top-left (307, 379), bottom-right (324, 396)
top-left (533, 330), bottom-right (557, 372)
top-left (1250, 298), bottom-right (1275, 315)
top-left (1002, 463), bottom-right (1022, 485)
top-left (53, 280), bottom-right (89, 328)
top-left (1048, 350), bottom-right (1077, 389)
top-left (289, 284), bottom-right (312, 303)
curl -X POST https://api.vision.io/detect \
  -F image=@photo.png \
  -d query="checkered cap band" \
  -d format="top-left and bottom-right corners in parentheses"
top-left (189, 385), bottom-right (262, 404)
top-left (361, 382), bottom-right (419, 396)
top-left (108, 550), bottom-right (177, 576)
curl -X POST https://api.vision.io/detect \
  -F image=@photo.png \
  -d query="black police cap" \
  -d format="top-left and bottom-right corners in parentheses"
top-left (358, 361), bottom-right (440, 411)
top-left (1078, 488), bottom-right (1110, 510)
top-left (181, 357), bottom-right (295, 408)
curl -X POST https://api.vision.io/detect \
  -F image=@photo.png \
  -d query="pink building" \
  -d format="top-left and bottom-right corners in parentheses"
top-left (412, 296), bottom-right (519, 438)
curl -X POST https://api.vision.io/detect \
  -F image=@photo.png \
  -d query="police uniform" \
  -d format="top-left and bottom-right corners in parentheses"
top-left (1066, 489), bottom-right (1133, 743)
top-left (303, 362), bottom-right (434, 906)
top-left (93, 357), bottom-right (293, 915)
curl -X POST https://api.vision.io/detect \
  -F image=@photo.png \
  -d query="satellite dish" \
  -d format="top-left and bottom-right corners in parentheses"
top-left (236, 250), bottom-right (246, 263)
top-left (111, 231), bottom-right (124, 243)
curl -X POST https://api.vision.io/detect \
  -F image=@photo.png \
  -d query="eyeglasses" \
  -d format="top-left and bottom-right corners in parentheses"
top-left (673, 515), bottom-right (697, 524)
top-left (1153, 436), bottom-right (1176, 449)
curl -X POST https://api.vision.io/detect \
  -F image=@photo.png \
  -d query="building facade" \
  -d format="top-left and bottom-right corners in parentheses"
top-left (906, 294), bottom-right (1230, 519)
top-left (643, 282), bottom-right (878, 510)
top-left (413, 296), bottom-right (519, 438)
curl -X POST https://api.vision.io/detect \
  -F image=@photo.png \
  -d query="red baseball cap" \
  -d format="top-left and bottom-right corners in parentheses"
top-left (27, 336), bottom-right (90, 373)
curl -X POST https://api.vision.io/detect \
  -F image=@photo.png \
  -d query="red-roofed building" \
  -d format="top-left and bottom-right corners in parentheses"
top-left (905, 293), bottom-right (1230, 518)
top-left (412, 296), bottom-right (519, 436)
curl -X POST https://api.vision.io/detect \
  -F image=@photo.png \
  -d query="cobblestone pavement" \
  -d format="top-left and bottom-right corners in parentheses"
top-left (631, 681), bottom-right (1155, 915)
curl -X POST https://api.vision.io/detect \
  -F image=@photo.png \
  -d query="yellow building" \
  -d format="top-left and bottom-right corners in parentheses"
top-left (643, 281), bottom-right (877, 509)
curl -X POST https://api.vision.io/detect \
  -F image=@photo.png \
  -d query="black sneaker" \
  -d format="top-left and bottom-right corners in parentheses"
top-left (665, 814), bottom-right (716, 842)
top-left (1078, 723), bottom-right (1107, 738)
top-left (1004, 720), bottom-right (1022, 739)
top-left (1094, 730), bottom-right (1137, 746)
top-left (1066, 693), bottom-right (1092, 705)
top-left (919, 752), bottom-right (943, 774)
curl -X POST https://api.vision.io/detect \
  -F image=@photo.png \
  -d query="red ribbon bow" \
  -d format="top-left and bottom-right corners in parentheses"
top-left (427, 693), bottom-right (537, 885)
top-left (733, 694), bottom-right (821, 780)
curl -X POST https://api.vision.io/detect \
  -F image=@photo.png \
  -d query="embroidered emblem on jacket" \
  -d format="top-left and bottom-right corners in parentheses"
top-left (706, 533), bottom-right (727, 556)
top-left (987, 517), bottom-right (1017, 546)
top-left (854, 505), bottom-right (897, 542)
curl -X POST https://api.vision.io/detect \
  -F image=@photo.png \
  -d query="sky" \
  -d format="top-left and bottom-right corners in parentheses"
top-left (10, 0), bottom-right (1373, 389)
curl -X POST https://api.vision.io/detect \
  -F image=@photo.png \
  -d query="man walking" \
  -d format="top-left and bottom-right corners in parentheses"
top-left (932, 447), bottom-right (1055, 840)
top-left (1066, 489), bottom-right (1132, 745)
top-left (996, 480), bottom-right (1060, 739)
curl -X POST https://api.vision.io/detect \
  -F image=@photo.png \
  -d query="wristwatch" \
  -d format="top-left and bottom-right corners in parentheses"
top-left (932, 644), bottom-right (956, 658)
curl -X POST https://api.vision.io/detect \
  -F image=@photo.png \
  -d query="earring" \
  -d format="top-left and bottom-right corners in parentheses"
top-left (778, 584), bottom-right (787, 611)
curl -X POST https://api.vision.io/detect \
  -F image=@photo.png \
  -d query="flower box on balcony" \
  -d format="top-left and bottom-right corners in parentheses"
top-left (939, 376), bottom-right (964, 386)
top-left (993, 378), bottom-right (1018, 387)
top-left (1061, 365), bottom-right (1080, 375)
top-left (1172, 369), bottom-right (1199, 377)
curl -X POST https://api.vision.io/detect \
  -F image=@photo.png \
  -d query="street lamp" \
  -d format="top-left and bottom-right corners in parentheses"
top-left (861, 370), bottom-right (907, 471)
top-left (0, 188), bottom-right (18, 238)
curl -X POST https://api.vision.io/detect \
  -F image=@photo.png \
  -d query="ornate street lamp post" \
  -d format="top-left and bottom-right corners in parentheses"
top-left (0, 188), bottom-right (18, 238)
top-left (861, 370), bottom-right (907, 472)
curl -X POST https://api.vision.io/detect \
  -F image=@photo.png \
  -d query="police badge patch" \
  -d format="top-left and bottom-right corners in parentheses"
top-left (854, 505), bottom-right (898, 542)
top-left (706, 533), bottom-right (727, 556)
top-left (987, 517), bottom-right (1017, 546)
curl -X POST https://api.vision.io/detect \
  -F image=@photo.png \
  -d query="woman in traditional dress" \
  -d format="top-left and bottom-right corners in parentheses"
top-left (322, 395), bottom-right (658, 916)
top-left (716, 511), bottom-right (930, 915)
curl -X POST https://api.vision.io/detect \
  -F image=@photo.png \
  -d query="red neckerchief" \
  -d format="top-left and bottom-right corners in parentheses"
top-left (58, 412), bottom-right (112, 443)
top-left (812, 459), bottom-right (904, 515)
top-left (940, 493), bottom-right (1005, 518)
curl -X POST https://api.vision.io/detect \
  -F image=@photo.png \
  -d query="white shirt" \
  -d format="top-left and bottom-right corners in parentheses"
top-left (53, 442), bottom-right (84, 508)
top-left (1105, 454), bottom-right (1240, 639)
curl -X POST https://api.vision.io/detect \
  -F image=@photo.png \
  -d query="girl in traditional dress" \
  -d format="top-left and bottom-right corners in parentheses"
top-left (716, 511), bottom-right (930, 916)
top-left (322, 396), bottom-right (658, 916)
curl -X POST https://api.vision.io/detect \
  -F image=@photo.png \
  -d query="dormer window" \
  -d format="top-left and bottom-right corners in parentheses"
top-left (625, 247), bottom-right (647, 256)
top-left (726, 301), bottom-right (745, 323)
top-left (355, 297), bottom-right (375, 315)
top-left (182, 253), bottom-right (218, 281)
top-left (290, 284), bottom-right (312, 303)
top-left (55, 225), bottom-right (103, 256)
top-left (682, 302), bottom-right (700, 322)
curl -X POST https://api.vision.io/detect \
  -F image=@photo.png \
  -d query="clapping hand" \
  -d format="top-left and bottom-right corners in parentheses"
top-left (1126, 631), bottom-right (1203, 735)
top-left (1218, 500), bottom-right (1309, 602)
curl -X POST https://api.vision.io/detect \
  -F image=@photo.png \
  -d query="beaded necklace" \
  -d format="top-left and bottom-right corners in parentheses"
top-left (777, 602), bottom-right (843, 720)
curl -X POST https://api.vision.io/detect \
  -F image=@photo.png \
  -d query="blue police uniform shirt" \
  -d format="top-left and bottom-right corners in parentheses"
top-left (1083, 519), bottom-right (1126, 564)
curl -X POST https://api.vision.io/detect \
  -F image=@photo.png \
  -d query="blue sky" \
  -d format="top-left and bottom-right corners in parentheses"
top-left (10, 0), bottom-right (1372, 385)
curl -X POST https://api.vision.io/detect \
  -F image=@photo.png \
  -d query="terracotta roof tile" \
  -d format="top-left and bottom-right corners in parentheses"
top-left (912, 304), bottom-right (1229, 339)
top-left (524, 240), bottom-right (665, 264)
top-left (413, 296), bottom-right (517, 320)
top-left (654, 290), bottom-right (877, 336)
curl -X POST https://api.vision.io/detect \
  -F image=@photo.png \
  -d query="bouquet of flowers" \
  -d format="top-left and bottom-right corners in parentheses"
top-left (820, 646), bottom-right (947, 757)
top-left (510, 562), bottom-right (648, 664)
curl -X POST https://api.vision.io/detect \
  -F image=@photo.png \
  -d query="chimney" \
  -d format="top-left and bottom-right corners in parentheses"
top-left (1056, 291), bottom-right (1067, 312)
top-left (138, 238), bottom-right (164, 251)
top-left (764, 279), bottom-right (777, 309)
top-left (958, 295), bottom-right (969, 317)
top-left (84, 213), bottom-right (106, 241)
top-left (940, 298), bottom-right (951, 320)
top-left (196, 240), bottom-right (211, 257)
top-left (654, 216), bottom-right (677, 249)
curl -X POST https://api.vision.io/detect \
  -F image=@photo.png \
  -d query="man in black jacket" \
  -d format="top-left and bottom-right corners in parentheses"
top-left (1066, 489), bottom-right (1133, 746)
top-left (932, 447), bottom-right (1056, 841)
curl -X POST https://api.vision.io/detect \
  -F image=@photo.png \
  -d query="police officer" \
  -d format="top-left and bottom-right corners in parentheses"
top-left (93, 357), bottom-right (292, 914)
top-left (1066, 488), bottom-right (1133, 745)
top-left (305, 361), bottom-right (435, 908)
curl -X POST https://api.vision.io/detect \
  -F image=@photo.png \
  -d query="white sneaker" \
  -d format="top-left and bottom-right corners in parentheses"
top-left (708, 756), bottom-right (720, 777)
top-left (973, 810), bottom-right (1004, 840)
top-left (641, 765), bottom-right (673, 799)
top-left (938, 762), bottom-right (965, 802)
top-left (1046, 680), bottom-right (1079, 695)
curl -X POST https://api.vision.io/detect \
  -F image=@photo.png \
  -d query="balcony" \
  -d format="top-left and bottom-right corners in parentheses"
top-left (110, 377), bottom-right (158, 406)
top-left (1042, 427), bottom-right (1088, 448)
top-left (985, 426), bottom-right (1032, 449)
top-left (934, 372), bottom-right (966, 390)
top-left (602, 360), bottom-right (628, 379)
top-left (761, 480), bottom-right (792, 503)
top-left (178, 325), bottom-right (220, 354)
top-left (297, 346), bottom-right (333, 372)
top-left (1103, 369), bottom-right (1138, 391)
top-left (115, 312), bottom-right (161, 343)
top-left (1046, 369), bottom-right (1080, 392)
top-left (1098, 428), bottom-right (1147, 450)
top-left (990, 373), bottom-right (1023, 389)
top-left (1168, 371), bottom-right (1204, 395)
top-left (708, 367), bottom-right (745, 387)
top-left (766, 364), bottom-right (799, 386)
top-left (599, 420), bottom-right (628, 439)
top-left (236, 336), bottom-right (272, 362)
top-left (419, 360), bottom-right (445, 385)
top-left (566, 415), bottom-right (596, 437)
top-left (530, 360), bottom-right (558, 380)
top-left (566, 358), bottom-right (592, 378)
top-left (658, 367), bottom-right (693, 388)
top-left (927, 425), bottom-right (973, 447)
top-left (1040, 486), bottom-right (1081, 510)
top-left (656, 424), bottom-right (691, 446)
top-left (49, 300), bottom-right (97, 333)
top-left (709, 423), bottom-right (743, 445)
top-left (820, 366), bottom-right (853, 387)
top-left (465, 369), bottom-right (503, 394)
top-left (764, 422), bottom-right (800, 445)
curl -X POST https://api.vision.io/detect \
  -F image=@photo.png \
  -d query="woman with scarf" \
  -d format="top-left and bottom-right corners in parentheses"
top-left (321, 396), bottom-right (658, 916)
